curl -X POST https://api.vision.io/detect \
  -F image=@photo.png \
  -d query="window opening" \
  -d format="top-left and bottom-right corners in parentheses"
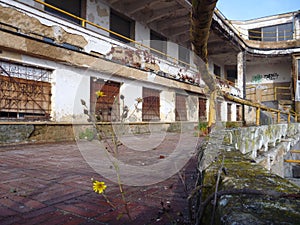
top-left (90, 78), bottom-right (120, 122)
top-left (110, 10), bottom-right (134, 43)
top-left (150, 30), bottom-right (167, 59)
top-left (175, 94), bottom-right (187, 121)
top-left (178, 45), bottom-right (190, 66)
top-left (45, 0), bottom-right (82, 24)
top-left (199, 97), bottom-right (207, 121)
top-left (142, 87), bottom-right (160, 121)
top-left (213, 64), bottom-right (221, 76)
top-left (0, 61), bottom-right (52, 120)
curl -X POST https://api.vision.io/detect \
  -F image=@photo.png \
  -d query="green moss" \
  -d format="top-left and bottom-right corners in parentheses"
top-left (197, 126), bottom-right (300, 224)
top-left (225, 121), bottom-right (243, 128)
top-left (78, 128), bottom-right (95, 141)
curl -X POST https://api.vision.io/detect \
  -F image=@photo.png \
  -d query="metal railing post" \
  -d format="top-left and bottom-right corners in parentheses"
top-left (256, 107), bottom-right (260, 126)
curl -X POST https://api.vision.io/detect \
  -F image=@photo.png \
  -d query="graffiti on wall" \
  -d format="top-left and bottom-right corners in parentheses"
top-left (251, 72), bottom-right (280, 83)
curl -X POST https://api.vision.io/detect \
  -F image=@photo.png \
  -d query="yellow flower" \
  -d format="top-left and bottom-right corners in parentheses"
top-left (96, 91), bottom-right (106, 98)
top-left (93, 180), bottom-right (107, 194)
top-left (136, 97), bottom-right (143, 103)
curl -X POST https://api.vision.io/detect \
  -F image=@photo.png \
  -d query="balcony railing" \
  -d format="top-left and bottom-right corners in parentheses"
top-left (30, 0), bottom-right (240, 94)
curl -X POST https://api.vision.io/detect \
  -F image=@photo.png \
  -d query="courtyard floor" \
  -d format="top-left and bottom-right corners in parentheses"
top-left (0, 132), bottom-right (201, 225)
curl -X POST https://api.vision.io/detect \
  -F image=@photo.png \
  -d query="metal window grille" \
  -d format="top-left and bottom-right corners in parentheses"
top-left (142, 87), bottom-right (160, 121)
top-left (175, 94), bottom-right (187, 121)
top-left (0, 61), bottom-right (52, 120)
top-left (90, 78), bottom-right (120, 122)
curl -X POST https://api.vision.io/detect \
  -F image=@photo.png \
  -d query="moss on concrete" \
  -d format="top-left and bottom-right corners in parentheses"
top-left (200, 149), bottom-right (300, 224)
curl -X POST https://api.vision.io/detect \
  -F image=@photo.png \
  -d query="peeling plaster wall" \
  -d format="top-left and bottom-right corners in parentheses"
top-left (160, 91), bottom-right (175, 122)
top-left (86, 0), bottom-right (110, 36)
top-left (20, 54), bottom-right (91, 122)
top-left (135, 22), bottom-right (150, 45)
top-left (246, 60), bottom-right (291, 85)
top-left (0, 0), bottom-right (243, 124)
top-left (120, 83), bottom-right (143, 122)
top-left (187, 95), bottom-right (199, 122)
top-left (17, 0), bottom-right (43, 10)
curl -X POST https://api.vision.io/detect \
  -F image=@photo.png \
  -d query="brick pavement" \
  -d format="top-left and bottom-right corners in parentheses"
top-left (0, 133), bottom-right (201, 225)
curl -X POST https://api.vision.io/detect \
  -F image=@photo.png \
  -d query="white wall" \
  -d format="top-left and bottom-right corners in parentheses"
top-left (86, 0), bottom-right (110, 36)
top-left (20, 54), bottom-right (91, 122)
top-left (246, 60), bottom-right (291, 85)
top-left (167, 42), bottom-right (179, 61)
top-left (160, 91), bottom-right (175, 122)
top-left (135, 22), bottom-right (150, 45)
top-left (187, 95), bottom-right (199, 122)
top-left (120, 82), bottom-right (143, 122)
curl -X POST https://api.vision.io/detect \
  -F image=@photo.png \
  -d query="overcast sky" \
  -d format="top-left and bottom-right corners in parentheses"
top-left (216, 0), bottom-right (300, 20)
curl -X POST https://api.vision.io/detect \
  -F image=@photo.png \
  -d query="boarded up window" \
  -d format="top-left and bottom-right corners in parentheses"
top-left (45, 0), bottom-right (82, 24)
top-left (227, 103), bottom-right (232, 121)
top-left (199, 97), bottom-right (207, 121)
top-left (142, 88), bottom-right (160, 121)
top-left (236, 105), bottom-right (242, 121)
top-left (90, 78), bottom-right (120, 122)
top-left (175, 94), bottom-right (187, 121)
top-left (0, 61), bottom-right (52, 120)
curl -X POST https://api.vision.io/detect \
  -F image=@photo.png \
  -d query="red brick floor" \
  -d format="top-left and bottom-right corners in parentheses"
top-left (0, 133), bottom-right (202, 225)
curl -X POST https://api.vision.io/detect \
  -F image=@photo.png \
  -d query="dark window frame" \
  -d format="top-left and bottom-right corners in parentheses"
top-left (175, 94), bottom-right (187, 121)
top-left (249, 22), bottom-right (293, 41)
top-left (142, 87), bottom-right (160, 121)
top-left (90, 78), bottom-right (120, 122)
top-left (0, 61), bottom-right (52, 120)
top-left (178, 45), bottom-right (190, 67)
top-left (44, 0), bottom-right (84, 24)
top-left (213, 64), bottom-right (221, 77)
top-left (109, 10), bottom-right (135, 43)
top-left (199, 97), bottom-right (207, 121)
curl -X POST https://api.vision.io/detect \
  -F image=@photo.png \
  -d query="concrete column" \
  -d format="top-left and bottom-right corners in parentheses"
top-left (237, 51), bottom-right (246, 124)
top-left (295, 14), bottom-right (300, 40)
top-left (237, 51), bottom-right (245, 97)
top-left (237, 51), bottom-right (245, 98)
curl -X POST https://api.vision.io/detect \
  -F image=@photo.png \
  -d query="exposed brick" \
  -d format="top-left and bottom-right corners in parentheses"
top-left (0, 135), bottom-right (198, 224)
top-left (56, 204), bottom-right (99, 218)
top-left (0, 205), bottom-right (18, 217)
top-left (0, 215), bottom-right (22, 225)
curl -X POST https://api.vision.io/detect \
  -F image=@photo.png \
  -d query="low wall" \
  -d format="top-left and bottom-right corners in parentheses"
top-left (193, 123), bottom-right (300, 224)
top-left (223, 123), bottom-right (300, 176)
top-left (0, 121), bottom-right (197, 145)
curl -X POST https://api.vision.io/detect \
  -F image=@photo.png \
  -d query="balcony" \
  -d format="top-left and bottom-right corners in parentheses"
top-left (0, 0), bottom-right (241, 97)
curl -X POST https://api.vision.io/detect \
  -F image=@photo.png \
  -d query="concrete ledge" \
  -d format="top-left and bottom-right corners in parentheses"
top-left (0, 121), bottom-right (197, 145)
top-left (194, 140), bottom-right (300, 224)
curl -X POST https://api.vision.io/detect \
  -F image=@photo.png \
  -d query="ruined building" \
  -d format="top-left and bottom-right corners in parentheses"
top-left (0, 0), bottom-right (299, 143)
